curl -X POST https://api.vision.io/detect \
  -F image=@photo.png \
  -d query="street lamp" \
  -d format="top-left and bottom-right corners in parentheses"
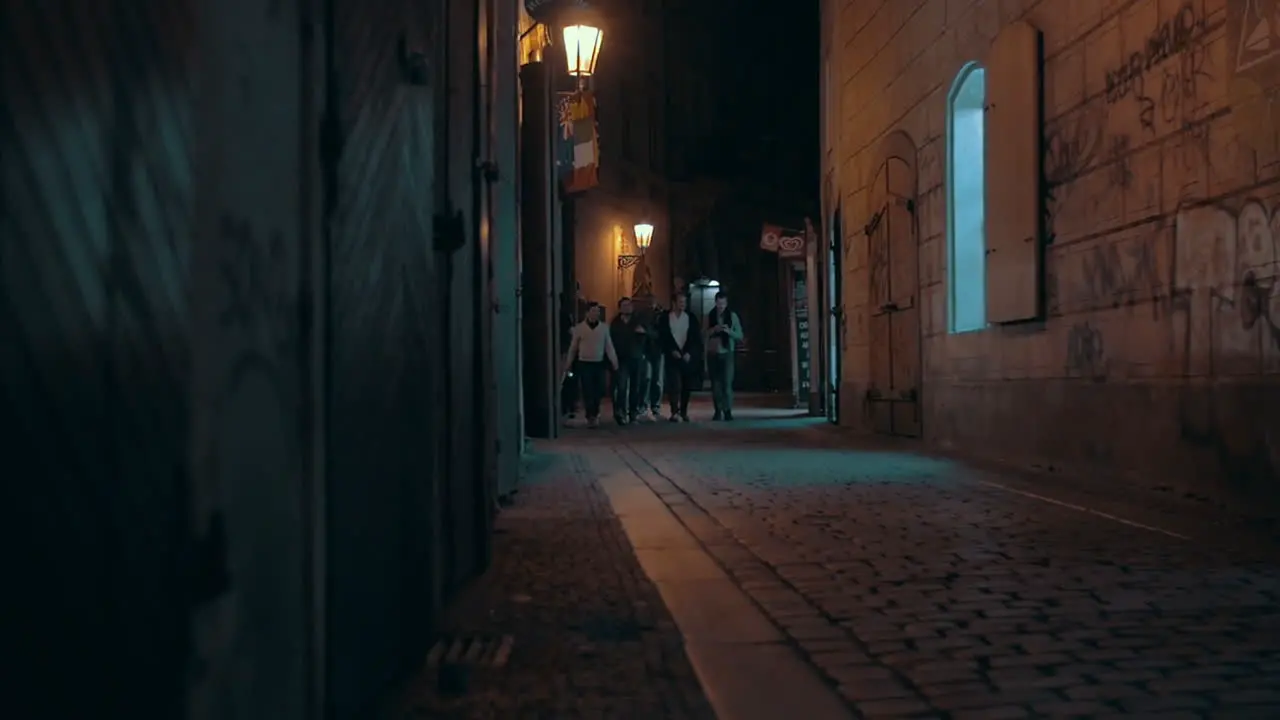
top-left (617, 222), bottom-right (653, 270)
top-left (562, 23), bottom-right (603, 87)
top-left (633, 223), bottom-right (654, 251)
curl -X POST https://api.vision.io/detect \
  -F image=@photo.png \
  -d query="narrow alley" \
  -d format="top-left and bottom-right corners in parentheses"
top-left (400, 397), bottom-right (1280, 719)
top-left (9, 0), bottom-right (1280, 717)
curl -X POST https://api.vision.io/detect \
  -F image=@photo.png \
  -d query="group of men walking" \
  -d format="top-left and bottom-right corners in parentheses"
top-left (562, 290), bottom-right (743, 428)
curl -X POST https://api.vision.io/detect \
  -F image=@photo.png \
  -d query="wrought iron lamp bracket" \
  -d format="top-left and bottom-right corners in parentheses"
top-left (617, 254), bottom-right (642, 270)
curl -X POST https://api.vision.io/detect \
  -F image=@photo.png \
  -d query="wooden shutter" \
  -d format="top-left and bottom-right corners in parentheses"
top-left (984, 21), bottom-right (1043, 323)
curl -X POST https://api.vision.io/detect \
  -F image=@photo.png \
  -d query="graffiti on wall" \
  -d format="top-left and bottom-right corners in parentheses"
top-left (1174, 200), bottom-right (1279, 483)
top-left (1044, 2), bottom-right (1220, 243)
top-left (1065, 321), bottom-right (1108, 379)
top-left (1043, 105), bottom-right (1109, 242)
top-left (1050, 229), bottom-right (1165, 318)
top-left (1104, 1), bottom-right (1213, 134)
top-left (1175, 200), bottom-right (1279, 354)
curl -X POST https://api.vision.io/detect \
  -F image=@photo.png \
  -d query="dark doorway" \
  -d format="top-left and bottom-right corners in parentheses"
top-left (827, 206), bottom-right (843, 424)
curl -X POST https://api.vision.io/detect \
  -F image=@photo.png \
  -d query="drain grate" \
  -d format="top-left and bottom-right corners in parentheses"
top-left (425, 634), bottom-right (514, 670)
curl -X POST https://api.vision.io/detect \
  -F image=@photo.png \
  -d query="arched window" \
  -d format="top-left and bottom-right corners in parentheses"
top-left (947, 63), bottom-right (987, 333)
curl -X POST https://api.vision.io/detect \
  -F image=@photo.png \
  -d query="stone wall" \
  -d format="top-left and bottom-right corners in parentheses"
top-left (823, 0), bottom-right (1280, 511)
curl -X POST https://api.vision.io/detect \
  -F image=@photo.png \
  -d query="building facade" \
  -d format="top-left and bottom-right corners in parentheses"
top-left (571, 0), bottom-right (673, 311)
top-left (820, 0), bottom-right (1280, 509)
top-left (4, 0), bottom-right (525, 717)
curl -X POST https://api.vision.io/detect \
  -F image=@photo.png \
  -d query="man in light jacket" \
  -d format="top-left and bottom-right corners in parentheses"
top-left (704, 290), bottom-right (744, 421)
top-left (565, 302), bottom-right (619, 428)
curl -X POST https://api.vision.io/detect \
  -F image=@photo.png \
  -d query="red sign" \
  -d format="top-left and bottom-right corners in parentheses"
top-left (761, 223), bottom-right (805, 257)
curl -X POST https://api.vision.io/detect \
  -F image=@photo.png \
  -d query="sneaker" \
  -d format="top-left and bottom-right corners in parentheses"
top-left (712, 411), bottom-right (723, 421)
top-left (614, 415), bottom-right (626, 426)
top-left (680, 413), bottom-right (690, 422)
top-left (669, 413), bottom-right (680, 423)
top-left (724, 411), bottom-right (734, 422)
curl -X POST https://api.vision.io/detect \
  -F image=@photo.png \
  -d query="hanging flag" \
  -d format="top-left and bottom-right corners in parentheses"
top-left (556, 91), bottom-right (599, 194)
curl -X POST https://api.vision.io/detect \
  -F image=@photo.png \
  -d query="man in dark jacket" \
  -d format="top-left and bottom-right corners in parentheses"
top-left (609, 297), bottom-right (647, 425)
top-left (657, 292), bottom-right (702, 421)
top-left (639, 303), bottom-right (665, 420)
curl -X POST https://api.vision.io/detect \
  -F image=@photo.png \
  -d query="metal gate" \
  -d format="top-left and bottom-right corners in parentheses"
top-left (866, 154), bottom-right (922, 437)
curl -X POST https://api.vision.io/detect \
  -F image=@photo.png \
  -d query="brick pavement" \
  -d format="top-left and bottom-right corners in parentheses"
top-left (602, 413), bottom-right (1280, 719)
top-left (394, 448), bottom-right (715, 719)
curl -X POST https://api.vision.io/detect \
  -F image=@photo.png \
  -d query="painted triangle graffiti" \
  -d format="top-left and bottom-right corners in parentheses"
top-left (1235, 0), bottom-right (1280, 73)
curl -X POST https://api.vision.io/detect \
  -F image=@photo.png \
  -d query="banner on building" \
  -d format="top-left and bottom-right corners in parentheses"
top-left (760, 223), bottom-right (806, 258)
top-left (556, 91), bottom-right (599, 194)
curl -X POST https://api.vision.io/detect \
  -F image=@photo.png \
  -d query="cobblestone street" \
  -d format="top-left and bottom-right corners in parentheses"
top-left (399, 397), bottom-right (1280, 719)
top-left (604, 400), bottom-right (1280, 718)
top-left (396, 450), bottom-right (715, 719)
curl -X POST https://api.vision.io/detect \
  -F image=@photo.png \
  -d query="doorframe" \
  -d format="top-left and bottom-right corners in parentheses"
top-left (864, 130), bottom-right (923, 438)
top-left (826, 205), bottom-right (842, 425)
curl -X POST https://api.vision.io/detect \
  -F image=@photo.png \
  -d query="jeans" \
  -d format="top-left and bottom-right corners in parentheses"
top-left (643, 356), bottom-right (664, 412)
top-left (664, 355), bottom-right (695, 416)
top-left (709, 352), bottom-right (735, 415)
top-left (612, 355), bottom-right (643, 420)
top-left (578, 360), bottom-right (607, 419)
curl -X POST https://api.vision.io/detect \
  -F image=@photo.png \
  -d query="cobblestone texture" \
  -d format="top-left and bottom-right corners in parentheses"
top-left (395, 449), bottom-right (715, 719)
top-left (603, 409), bottom-right (1280, 718)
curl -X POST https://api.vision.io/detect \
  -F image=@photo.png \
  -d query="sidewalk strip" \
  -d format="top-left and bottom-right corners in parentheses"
top-left (585, 447), bottom-right (854, 720)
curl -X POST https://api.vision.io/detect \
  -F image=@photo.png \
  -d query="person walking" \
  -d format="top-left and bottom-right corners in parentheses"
top-left (609, 297), bottom-right (647, 425)
top-left (705, 290), bottom-right (744, 421)
top-left (564, 302), bottom-right (618, 428)
top-left (657, 292), bottom-right (701, 422)
top-left (560, 293), bottom-right (581, 423)
top-left (640, 303), bottom-right (665, 420)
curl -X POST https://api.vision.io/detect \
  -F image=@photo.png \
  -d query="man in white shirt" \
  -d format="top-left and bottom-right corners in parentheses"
top-left (657, 293), bottom-right (701, 421)
top-left (564, 303), bottom-right (619, 428)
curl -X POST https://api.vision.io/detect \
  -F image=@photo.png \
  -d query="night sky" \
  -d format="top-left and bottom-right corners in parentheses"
top-left (707, 0), bottom-right (821, 208)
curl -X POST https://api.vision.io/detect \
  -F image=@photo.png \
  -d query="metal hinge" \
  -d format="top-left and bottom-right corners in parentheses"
top-left (477, 159), bottom-right (499, 183)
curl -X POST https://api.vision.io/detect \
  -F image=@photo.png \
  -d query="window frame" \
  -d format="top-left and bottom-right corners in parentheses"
top-left (945, 61), bottom-right (989, 335)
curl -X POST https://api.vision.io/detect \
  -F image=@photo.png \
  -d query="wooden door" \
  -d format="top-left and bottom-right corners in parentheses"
top-left (866, 150), bottom-right (922, 437)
